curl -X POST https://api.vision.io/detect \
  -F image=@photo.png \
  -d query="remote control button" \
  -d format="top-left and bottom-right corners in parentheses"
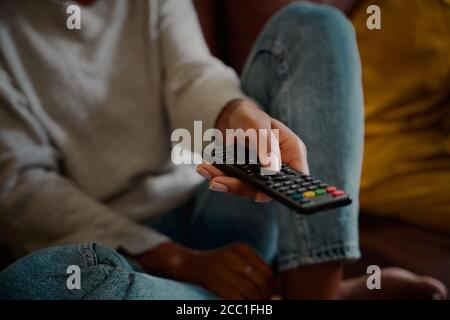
top-left (299, 198), bottom-right (311, 204)
top-left (326, 186), bottom-right (337, 193)
top-left (272, 176), bottom-right (288, 181)
top-left (277, 186), bottom-right (290, 192)
top-left (284, 181), bottom-right (294, 186)
top-left (308, 186), bottom-right (318, 191)
top-left (319, 183), bottom-right (328, 189)
top-left (332, 190), bottom-right (345, 197)
top-left (301, 182), bottom-right (311, 187)
top-left (297, 187), bottom-right (307, 193)
top-left (315, 189), bottom-right (326, 196)
top-left (290, 184), bottom-right (300, 189)
top-left (312, 180), bottom-right (322, 185)
top-left (291, 193), bottom-right (303, 200)
top-left (294, 178), bottom-right (304, 183)
top-left (305, 177), bottom-right (314, 182)
top-left (303, 191), bottom-right (316, 198)
top-left (285, 190), bottom-right (296, 195)
top-left (273, 183), bottom-right (282, 188)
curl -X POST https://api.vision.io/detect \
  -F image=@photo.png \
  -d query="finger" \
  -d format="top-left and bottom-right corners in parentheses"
top-left (289, 158), bottom-right (309, 175)
top-left (209, 176), bottom-right (258, 197)
top-left (217, 266), bottom-right (265, 300)
top-left (268, 129), bottom-right (282, 171)
top-left (254, 191), bottom-right (272, 203)
top-left (231, 111), bottom-right (271, 157)
top-left (258, 130), bottom-right (281, 176)
top-left (256, 126), bottom-right (270, 165)
top-left (196, 163), bottom-right (225, 180)
top-left (271, 119), bottom-right (309, 174)
top-left (231, 113), bottom-right (280, 173)
top-left (288, 136), bottom-right (309, 175)
top-left (226, 252), bottom-right (273, 298)
top-left (199, 157), bottom-right (272, 200)
top-left (233, 243), bottom-right (274, 278)
top-left (214, 281), bottom-right (246, 300)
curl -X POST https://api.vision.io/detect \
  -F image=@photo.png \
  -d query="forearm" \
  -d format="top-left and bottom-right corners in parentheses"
top-left (0, 167), bottom-right (168, 256)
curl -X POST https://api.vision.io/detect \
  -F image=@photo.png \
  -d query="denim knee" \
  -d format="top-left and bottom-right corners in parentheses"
top-left (244, 1), bottom-right (361, 119)
top-left (0, 243), bottom-right (134, 299)
top-left (270, 2), bottom-right (355, 41)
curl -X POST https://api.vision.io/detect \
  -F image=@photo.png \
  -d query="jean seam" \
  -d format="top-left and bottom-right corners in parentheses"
top-left (78, 242), bottom-right (98, 268)
top-left (293, 213), bottom-right (311, 253)
top-left (262, 41), bottom-right (294, 126)
top-left (78, 264), bottom-right (116, 300)
top-left (278, 242), bottom-right (360, 270)
top-left (122, 272), bottom-right (136, 300)
top-left (244, 41), bottom-right (292, 126)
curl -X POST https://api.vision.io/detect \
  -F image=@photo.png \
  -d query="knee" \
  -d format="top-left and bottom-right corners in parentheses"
top-left (269, 2), bottom-right (356, 48)
top-left (0, 244), bottom-right (83, 299)
top-left (0, 243), bottom-right (130, 299)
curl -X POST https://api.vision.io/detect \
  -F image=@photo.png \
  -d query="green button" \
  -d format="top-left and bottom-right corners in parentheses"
top-left (315, 189), bottom-right (326, 196)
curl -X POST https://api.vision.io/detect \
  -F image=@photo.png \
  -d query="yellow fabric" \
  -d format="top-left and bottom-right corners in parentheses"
top-left (352, 0), bottom-right (450, 232)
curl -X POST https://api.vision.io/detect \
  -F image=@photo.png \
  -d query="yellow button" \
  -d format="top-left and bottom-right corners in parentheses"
top-left (303, 191), bottom-right (316, 198)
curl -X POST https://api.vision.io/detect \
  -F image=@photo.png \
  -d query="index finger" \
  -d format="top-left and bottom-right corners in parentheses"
top-left (234, 244), bottom-right (273, 278)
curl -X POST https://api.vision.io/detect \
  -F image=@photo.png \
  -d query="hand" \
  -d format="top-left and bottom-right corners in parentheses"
top-left (132, 241), bottom-right (274, 300)
top-left (197, 99), bottom-right (309, 202)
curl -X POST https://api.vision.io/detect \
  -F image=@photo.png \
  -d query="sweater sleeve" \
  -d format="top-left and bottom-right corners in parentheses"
top-left (0, 68), bottom-right (169, 257)
top-left (158, 0), bottom-right (247, 134)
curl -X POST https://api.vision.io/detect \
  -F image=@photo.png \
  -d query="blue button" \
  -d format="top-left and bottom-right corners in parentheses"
top-left (291, 193), bottom-right (303, 200)
top-left (300, 198), bottom-right (311, 204)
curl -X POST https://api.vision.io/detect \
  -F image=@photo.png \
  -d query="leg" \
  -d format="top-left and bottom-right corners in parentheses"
top-left (236, 2), bottom-right (447, 300)
top-left (0, 243), bottom-right (216, 300)
top-left (240, 2), bottom-right (364, 298)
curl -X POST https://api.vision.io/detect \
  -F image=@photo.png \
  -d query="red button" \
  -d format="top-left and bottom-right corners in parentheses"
top-left (332, 190), bottom-right (345, 197)
top-left (326, 186), bottom-right (337, 193)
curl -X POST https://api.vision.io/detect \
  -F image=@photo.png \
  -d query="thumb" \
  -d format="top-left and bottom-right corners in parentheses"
top-left (259, 129), bottom-right (281, 176)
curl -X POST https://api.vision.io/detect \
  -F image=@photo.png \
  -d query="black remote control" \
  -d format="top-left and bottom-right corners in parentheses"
top-left (206, 145), bottom-right (352, 215)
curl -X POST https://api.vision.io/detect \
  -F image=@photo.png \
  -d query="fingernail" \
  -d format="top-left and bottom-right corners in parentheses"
top-left (209, 182), bottom-right (228, 193)
top-left (196, 167), bottom-right (211, 180)
top-left (255, 194), bottom-right (272, 203)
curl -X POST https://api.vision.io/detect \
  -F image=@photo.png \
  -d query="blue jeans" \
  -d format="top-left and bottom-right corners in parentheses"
top-left (0, 2), bottom-right (363, 300)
